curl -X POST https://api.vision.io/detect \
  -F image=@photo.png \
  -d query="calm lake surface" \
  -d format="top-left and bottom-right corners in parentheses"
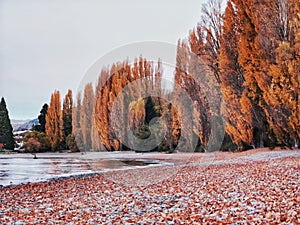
top-left (0, 152), bottom-right (166, 187)
top-left (1, 150), bottom-right (298, 187)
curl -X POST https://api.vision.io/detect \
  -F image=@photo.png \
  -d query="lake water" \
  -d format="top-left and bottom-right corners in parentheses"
top-left (1, 150), bottom-right (298, 187)
top-left (0, 152), bottom-right (164, 187)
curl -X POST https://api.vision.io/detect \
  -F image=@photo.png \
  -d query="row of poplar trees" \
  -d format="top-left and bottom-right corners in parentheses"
top-left (166, 0), bottom-right (300, 150)
top-left (44, 90), bottom-right (74, 150)
top-left (175, 0), bottom-right (300, 149)
top-left (50, 0), bottom-right (298, 152)
top-left (72, 83), bottom-right (102, 151)
top-left (93, 58), bottom-right (165, 152)
top-left (72, 59), bottom-right (163, 152)
top-left (27, 90), bottom-right (76, 151)
top-left (173, 0), bottom-right (299, 150)
top-left (86, 0), bottom-right (299, 152)
top-left (28, 88), bottom-right (102, 152)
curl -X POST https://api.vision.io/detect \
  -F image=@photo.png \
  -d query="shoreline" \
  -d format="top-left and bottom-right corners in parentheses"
top-left (0, 148), bottom-right (299, 188)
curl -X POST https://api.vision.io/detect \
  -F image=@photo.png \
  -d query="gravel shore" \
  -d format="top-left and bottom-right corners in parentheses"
top-left (0, 149), bottom-right (299, 224)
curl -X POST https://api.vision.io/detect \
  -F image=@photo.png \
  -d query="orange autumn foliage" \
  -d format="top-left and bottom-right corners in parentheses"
top-left (46, 90), bottom-right (63, 150)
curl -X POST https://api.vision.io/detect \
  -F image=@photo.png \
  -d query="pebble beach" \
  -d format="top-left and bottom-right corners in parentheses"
top-left (0, 148), bottom-right (299, 224)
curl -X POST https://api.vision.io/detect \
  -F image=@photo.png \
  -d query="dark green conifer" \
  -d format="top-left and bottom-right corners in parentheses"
top-left (0, 97), bottom-right (15, 150)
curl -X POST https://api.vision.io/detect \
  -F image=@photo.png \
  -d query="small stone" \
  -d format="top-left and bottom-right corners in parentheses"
top-left (45, 208), bottom-right (54, 213)
top-left (15, 221), bottom-right (26, 225)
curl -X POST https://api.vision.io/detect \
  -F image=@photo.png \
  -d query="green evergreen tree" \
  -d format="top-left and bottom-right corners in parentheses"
top-left (0, 97), bottom-right (15, 150)
top-left (33, 103), bottom-right (48, 132)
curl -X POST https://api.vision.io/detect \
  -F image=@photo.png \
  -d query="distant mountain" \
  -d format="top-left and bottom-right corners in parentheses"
top-left (11, 119), bottom-right (31, 131)
top-left (16, 118), bottom-right (39, 131)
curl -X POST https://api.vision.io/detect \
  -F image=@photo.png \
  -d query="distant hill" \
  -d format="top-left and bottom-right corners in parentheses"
top-left (14, 118), bottom-right (39, 131)
top-left (11, 119), bottom-right (30, 131)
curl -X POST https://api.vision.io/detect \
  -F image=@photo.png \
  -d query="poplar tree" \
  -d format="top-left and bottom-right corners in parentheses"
top-left (219, 0), bottom-right (251, 149)
top-left (80, 83), bottom-right (94, 151)
top-left (62, 89), bottom-right (73, 140)
top-left (45, 91), bottom-right (63, 150)
top-left (72, 92), bottom-right (84, 151)
top-left (266, 0), bottom-right (300, 147)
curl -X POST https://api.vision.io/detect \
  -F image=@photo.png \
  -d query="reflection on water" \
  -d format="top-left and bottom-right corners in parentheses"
top-left (0, 154), bottom-right (158, 187)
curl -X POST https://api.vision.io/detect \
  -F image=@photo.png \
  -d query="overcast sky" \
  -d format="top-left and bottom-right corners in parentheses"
top-left (0, 0), bottom-right (206, 120)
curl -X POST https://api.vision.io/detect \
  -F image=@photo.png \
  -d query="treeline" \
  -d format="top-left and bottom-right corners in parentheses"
top-left (73, 83), bottom-right (102, 151)
top-left (75, 0), bottom-right (299, 152)
top-left (76, 57), bottom-right (198, 152)
top-left (18, 0), bottom-right (300, 153)
top-left (174, 0), bottom-right (299, 150)
top-left (24, 86), bottom-right (103, 153)
top-left (23, 90), bottom-right (79, 152)
top-left (72, 58), bottom-right (167, 152)
top-left (93, 58), bottom-right (166, 152)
